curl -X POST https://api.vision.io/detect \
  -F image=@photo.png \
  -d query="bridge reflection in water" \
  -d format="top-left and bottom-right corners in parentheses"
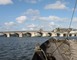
top-left (0, 31), bottom-right (77, 37)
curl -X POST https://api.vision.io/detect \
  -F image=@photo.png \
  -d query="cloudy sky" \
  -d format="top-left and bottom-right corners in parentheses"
top-left (0, 0), bottom-right (77, 31)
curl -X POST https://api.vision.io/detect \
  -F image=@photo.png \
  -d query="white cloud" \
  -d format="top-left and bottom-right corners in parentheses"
top-left (23, 0), bottom-right (42, 4)
top-left (26, 24), bottom-right (38, 30)
top-left (49, 22), bottom-right (56, 27)
top-left (39, 16), bottom-right (48, 20)
top-left (24, 9), bottom-right (40, 20)
top-left (29, 28), bottom-right (34, 30)
top-left (48, 16), bottom-right (66, 21)
top-left (0, 22), bottom-right (16, 31)
top-left (4, 22), bottom-right (16, 31)
top-left (25, 9), bottom-right (40, 15)
top-left (16, 16), bottom-right (27, 23)
top-left (0, 0), bottom-right (13, 5)
top-left (38, 16), bottom-right (67, 21)
top-left (48, 22), bottom-right (60, 29)
top-left (44, 1), bottom-right (67, 10)
top-left (4, 22), bottom-right (15, 26)
top-left (23, 9), bottom-right (68, 21)
top-left (73, 17), bottom-right (77, 22)
top-left (31, 16), bottom-right (39, 20)
top-left (49, 22), bottom-right (55, 26)
top-left (27, 24), bottom-right (36, 28)
top-left (40, 26), bottom-right (44, 28)
top-left (22, 28), bottom-right (27, 30)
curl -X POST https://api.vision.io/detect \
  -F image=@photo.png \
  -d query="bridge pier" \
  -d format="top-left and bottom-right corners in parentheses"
top-left (17, 33), bottom-right (22, 37)
top-left (31, 32), bottom-right (35, 37)
top-left (5, 33), bottom-right (10, 37)
top-left (42, 33), bottom-right (47, 37)
top-left (52, 32), bottom-right (57, 37)
top-left (60, 33), bottom-right (63, 37)
top-left (72, 34), bottom-right (75, 37)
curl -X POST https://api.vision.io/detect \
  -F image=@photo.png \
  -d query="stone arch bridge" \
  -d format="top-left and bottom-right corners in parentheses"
top-left (0, 31), bottom-right (77, 37)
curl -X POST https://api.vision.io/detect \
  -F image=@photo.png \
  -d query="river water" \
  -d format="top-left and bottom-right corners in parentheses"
top-left (0, 37), bottom-right (51, 60)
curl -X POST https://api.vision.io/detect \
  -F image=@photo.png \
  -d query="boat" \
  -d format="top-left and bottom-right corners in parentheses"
top-left (32, 0), bottom-right (77, 60)
top-left (32, 37), bottom-right (77, 60)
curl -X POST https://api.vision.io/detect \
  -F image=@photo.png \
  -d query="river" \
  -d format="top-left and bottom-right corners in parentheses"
top-left (0, 37), bottom-right (51, 60)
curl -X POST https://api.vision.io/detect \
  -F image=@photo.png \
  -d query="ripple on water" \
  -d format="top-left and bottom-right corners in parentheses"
top-left (0, 37), bottom-right (50, 60)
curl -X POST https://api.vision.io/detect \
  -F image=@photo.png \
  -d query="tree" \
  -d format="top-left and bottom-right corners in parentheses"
top-left (39, 28), bottom-right (43, 32)
top-left (56, 27), bottom-right (60, 32)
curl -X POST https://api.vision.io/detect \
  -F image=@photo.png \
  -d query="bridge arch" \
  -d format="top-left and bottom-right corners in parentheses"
top-left (47, 33), bottom-right (52, 37)
top-left (63, 34), bottom-right (67, 37)
top-left (69, 34), bottom-right (72, 37)
top-left (10, 33), bottom-right (19, 37)
top-left (74, 34), bottom-right (77, 36)
top-left (0, 33), bottom-right (7, 37)
top-left (74, 34), bottom-right (76, 36)
top-left (36, 32), bottom-right (43, 37)
top-left (57, 33), bottom-right (60, 37)
top-left (22, 32), bottom-right (32, 37)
